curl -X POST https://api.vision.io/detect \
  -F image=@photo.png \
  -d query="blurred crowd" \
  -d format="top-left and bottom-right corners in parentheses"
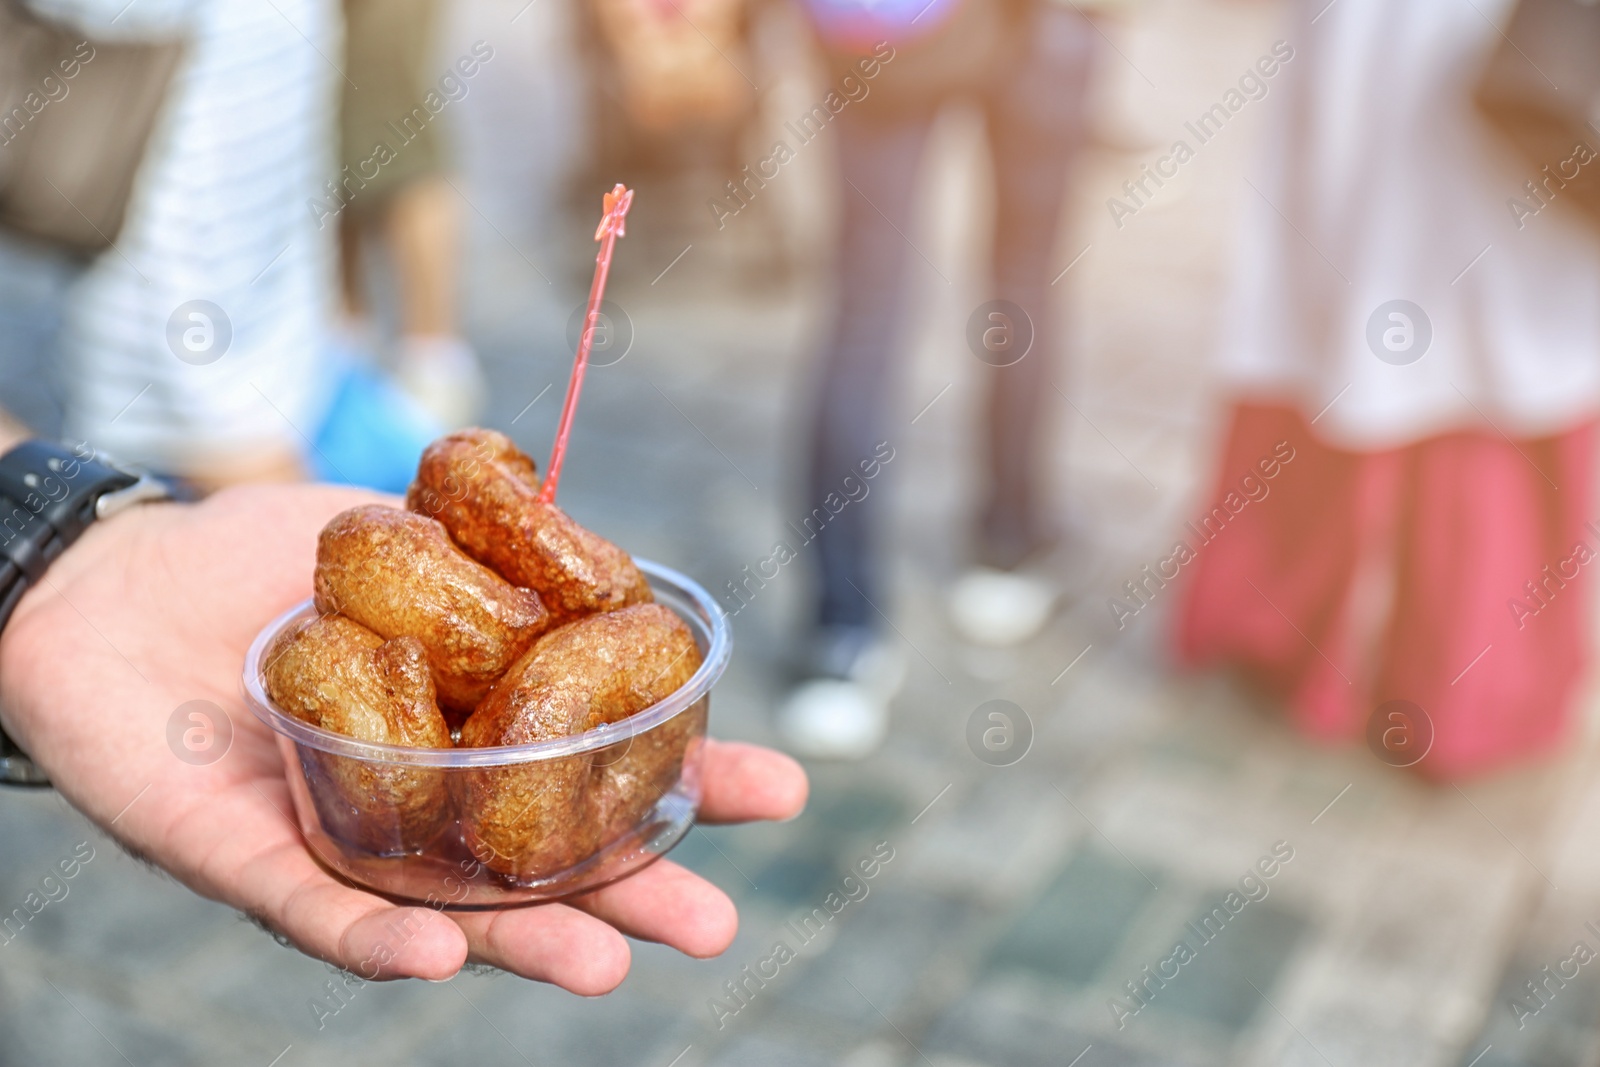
top-left (2, 0), bottom-right (1598, 781)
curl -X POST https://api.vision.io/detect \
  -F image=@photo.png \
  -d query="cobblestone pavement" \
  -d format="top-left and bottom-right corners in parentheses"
top-left (4, 1), bottom-right (1599, 1065)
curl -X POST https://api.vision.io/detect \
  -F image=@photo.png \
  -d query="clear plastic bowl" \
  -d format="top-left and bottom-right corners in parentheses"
top-left (242, 559), bottom-right (730, 908)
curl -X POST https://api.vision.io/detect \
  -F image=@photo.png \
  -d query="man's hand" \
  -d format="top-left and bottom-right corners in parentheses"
top-left (0, 485), bottom-right (807, 993)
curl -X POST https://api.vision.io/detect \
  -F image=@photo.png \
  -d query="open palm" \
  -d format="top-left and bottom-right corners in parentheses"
top-left (0, 484), bottom-right (806, 992)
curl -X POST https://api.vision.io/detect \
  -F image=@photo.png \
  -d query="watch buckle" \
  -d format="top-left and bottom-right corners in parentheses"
top-left (95, 471), bottom-right (170, 520)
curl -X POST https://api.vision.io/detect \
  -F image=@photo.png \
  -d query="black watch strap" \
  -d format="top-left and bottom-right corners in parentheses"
top-left (0, 440), bottom-right (170, 786)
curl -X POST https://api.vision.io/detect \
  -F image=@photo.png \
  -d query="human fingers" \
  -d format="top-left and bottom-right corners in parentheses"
top-left (167, 785), bottom-right (469, 980)
top-left (247, 851), bottom-right (468, 981)
top-left (569, 858), bottom-right (738, 958)
top-left (696, 740), bottom-right (809, 825)
top-left (450, 903), bottom-right (633, 995)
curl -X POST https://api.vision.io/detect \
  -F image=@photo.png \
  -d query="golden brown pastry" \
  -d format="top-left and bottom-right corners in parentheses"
top-left (313, 504), bottom-right (550, 720)
top-left (589, 699), bottom-right (707, 844)
top-left (457, 603), bottom-right (703, 879)
top-left (406, 429), bottom-right (652, 624)
top-left (263, 614), bottom-right (451, 854)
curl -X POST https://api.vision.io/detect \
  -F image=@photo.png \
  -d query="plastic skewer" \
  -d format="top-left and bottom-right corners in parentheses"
top-left (538, 183), bottom-right (634, 504)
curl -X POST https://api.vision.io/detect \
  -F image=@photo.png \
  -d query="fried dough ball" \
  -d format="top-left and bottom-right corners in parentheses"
top-left (457, 603), bottom-right (703, 879)
top-left (313, 505), bottom-right (550, 720)
top-left (406, 428), bottom-right (652, 624)
top-left (263, 614), bottom-right (451, 854)
top-left (589, 699), bottom-right (707, 843)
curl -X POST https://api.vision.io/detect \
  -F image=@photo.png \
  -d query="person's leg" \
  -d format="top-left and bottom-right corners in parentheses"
top-left (807, 103), bottom-right (937, 637)
top-left (978, 5), bottom-right (1095, 568)
top-left (385, 175), bottom-right (461, 338)
top-left (342, 0), bottom-right (480, 427)
top-left (386, 171), bottom-right (480, 428)
top-left (337, 0), bottom-right (367, 326)
top-left (338, 209), bottom-right (367, 320)
top-left (780, 101), bottom-right (936, 758)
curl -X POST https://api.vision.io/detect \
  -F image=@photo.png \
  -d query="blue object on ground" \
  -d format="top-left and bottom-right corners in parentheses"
top-left (308, 360), bottom-right (442, 494)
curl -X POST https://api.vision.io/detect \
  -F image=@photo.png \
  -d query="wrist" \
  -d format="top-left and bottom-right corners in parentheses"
top-left (0, 438), bottom-right (175, 783)
top-left (3, 495), bottom-right (173, 638)
top-left (0, 413), bottom-right (30, 455)
top-left (0, 501), bottom-right (176, 778)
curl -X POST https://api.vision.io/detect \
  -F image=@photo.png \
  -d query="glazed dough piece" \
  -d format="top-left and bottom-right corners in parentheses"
top-left (457, 603), bottom-right (702, 879)
top-left (406, 428), bottom-right (652, 624)
top-left (589, 698), bottom-right (707, 844)
top-left (263, 614), bottom-right (451, 854)
top-left (313, 504), bottom-right (550, 720)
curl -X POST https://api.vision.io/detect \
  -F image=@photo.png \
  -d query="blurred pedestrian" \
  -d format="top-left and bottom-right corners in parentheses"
top-left (337, 0), bottom-right (485, 430)
top-left (24, 0), bottom-right (339, 491)
top-left (779, 0), bottom-right (1097, 759)
top-left (586, 0), bottom-right (752, 138)
top-left (1176, 0), bottom-right (1600, 778)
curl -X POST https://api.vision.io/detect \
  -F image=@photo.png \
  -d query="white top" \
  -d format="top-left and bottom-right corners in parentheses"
top-left (30, 0), bottom-right (336, 473)
top-left (1222, 0), bottom-right (1600, 449)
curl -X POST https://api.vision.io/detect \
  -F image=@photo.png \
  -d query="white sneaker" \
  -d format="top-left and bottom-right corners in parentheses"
top-left (947, 567), bottom-right (1057, 647)
top-left (395, 334), bottom-right (486, 429)
top-left (776, 628), bottom-right (907, 760)
top-left (777, 678), bottom-right (888, 761)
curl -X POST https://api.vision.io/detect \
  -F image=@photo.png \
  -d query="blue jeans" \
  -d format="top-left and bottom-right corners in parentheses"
top-left (807, 3), bottom-right (1096, 630)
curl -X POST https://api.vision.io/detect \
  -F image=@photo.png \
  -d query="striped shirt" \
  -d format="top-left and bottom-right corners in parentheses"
top-left (29, 0), bottom-right (338, 473)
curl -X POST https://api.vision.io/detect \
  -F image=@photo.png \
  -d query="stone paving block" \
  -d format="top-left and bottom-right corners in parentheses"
top-left (1140, 897), bottom-right (1306, 1035)
top-left (1260, 945), bottom-right (1496, 1067)
top-left (1042, 656), bottom-right (1173, 762)
top-left (1463, 1028), bottom-right (1600, 1067)
top-left (803, 785), bottom-right (907, 841)
top-left (2, 965), bottom-right (223, 1067)
top-left (672, 824), bottom-right (777, 909)
top-left (409, 974), bottom-right (692, 1067)
top-left (987, 846), bottom-right (1156, 987)
top-left (893, 773), bottom-right (1081, 906)
top-left (1258, 1004), bottom-right (1448, 1067)
top-left (925, 982), bottom-right (1186, 1067)
top-left (1545, 767), bottom-right (1600, 895)
top-left (704, 1034), bottom-right (839, 1067)
top-left (18, 845), bottom-right (246, 977)
top-left (6, 932), bottom-right (336, 1066)
top-left (1086, 770), bottom-right (1297, 892)
top-left (747, 848), bottom-right (851, 912)
top-left (834, 1037), bottom-right (917, 1067)
top-left (181, 934), bottom-right (392, 1041)
top-left (1343, 868), bottom-right (1517, 981)
top-left (1466, 1001), bottom-right (1600, 1067)
top-left (774, 889), bottom-right (973, 1026)
top-left (683, 780), bottom-right (915, 914)
top-left (1458, 904), bottom-right (1600, 1067)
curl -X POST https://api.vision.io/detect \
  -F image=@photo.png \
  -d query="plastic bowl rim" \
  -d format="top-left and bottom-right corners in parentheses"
top-left (240, 558), bottom-right (730, 767)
